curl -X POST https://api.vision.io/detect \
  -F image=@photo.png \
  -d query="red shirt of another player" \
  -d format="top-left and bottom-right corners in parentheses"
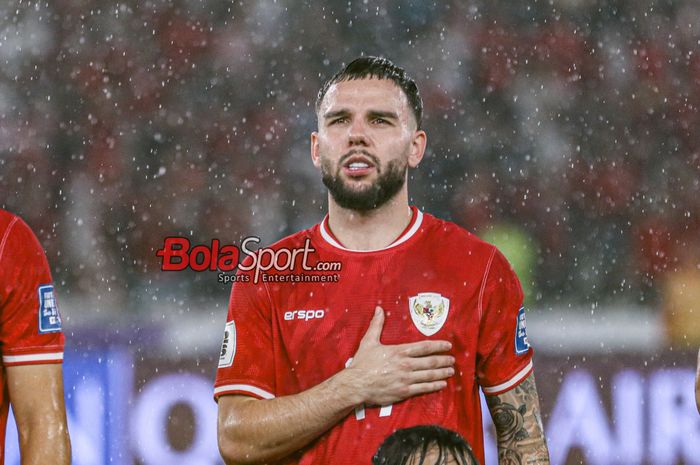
top-left (215, 207), bottom-right (533, 465)
top-left (0, 210), bottom-right (65, 463)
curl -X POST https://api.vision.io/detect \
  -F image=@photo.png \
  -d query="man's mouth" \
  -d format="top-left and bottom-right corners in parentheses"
top-left (348, 161), bottom-right (370, 170)
top-left (342, 153), bottom-right (376, 177)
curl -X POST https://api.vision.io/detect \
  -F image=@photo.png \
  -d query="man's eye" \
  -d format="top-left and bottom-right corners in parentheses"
top-left (331, 117), bottom-right (347, 125)
top-left (372, 118), bottom-right (388, 125)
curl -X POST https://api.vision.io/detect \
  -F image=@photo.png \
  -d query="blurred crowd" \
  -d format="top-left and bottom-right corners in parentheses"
top-left (1, 0), bottom-right (699, 312)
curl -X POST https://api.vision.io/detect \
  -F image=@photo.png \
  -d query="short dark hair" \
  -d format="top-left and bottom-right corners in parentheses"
top-left (316, 56), bottom-right (423, 129)
top-left (372, 425), bottom-right (480, 465)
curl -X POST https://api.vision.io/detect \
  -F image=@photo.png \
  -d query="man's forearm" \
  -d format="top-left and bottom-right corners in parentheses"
top-left (19, 422), bottom-right (71, 465)
top-left (218, 370), bottom-right (359, 465)
top-left (7, 364), bottom-right (71, 465)
top-left (486, 373), bottom-right (550, 465)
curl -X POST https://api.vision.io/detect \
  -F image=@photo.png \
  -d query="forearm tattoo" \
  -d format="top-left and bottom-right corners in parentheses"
top-left (485, 374), bottom-right (550, 465)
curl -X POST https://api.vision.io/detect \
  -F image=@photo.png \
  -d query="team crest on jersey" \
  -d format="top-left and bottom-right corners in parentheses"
top-left (515, 306), bottom-right (530, 355)
top-left (218, 320), bottom-right (236, 368)
top-left (409, 293), bottom-right (450, 336)
top-left (37, 284), bottom-right (62, 334)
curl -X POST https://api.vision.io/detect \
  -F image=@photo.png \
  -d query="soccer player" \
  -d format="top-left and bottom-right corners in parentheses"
top-left (372, 425), bottom-right (480, 465)
top-left (215, 57), bottom-right (550, 465)
top-left (0, 209), bottom-right (71, 465)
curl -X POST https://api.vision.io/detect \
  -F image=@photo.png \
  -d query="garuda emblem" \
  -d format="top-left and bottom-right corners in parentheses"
top-left (409, 292), bottom-right (450, 336)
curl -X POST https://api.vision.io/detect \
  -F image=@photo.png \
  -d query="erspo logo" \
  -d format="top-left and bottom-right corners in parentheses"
top-left (284, 309), bottom-right (326, 321)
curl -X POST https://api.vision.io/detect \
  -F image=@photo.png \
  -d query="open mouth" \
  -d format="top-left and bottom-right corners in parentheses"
top-left (342, 153), bottom-right (376, 177)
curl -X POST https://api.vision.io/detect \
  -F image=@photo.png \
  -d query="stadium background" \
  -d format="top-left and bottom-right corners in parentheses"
top-left (1, 0), bottom-right (699, 464)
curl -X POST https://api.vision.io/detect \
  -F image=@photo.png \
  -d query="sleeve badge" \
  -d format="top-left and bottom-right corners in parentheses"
top-left (218, 320), bottom-right (236, 368)
top-left (515, 306), bottom-right (530, 355)
top-left (37, 284), bottom-right (62, 333)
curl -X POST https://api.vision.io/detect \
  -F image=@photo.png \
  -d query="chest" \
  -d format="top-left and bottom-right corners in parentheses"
top-left (268, 250), bottom-right (484, 385)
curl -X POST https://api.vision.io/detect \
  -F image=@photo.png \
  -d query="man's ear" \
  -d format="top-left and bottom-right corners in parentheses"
top-left (310, 132), bottom-right (321, 168)
top-left (407, 130), bottom-right (427, 168)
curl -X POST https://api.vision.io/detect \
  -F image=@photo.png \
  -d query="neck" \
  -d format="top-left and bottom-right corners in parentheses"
top-left (326, 187), bottom-right (412, 251)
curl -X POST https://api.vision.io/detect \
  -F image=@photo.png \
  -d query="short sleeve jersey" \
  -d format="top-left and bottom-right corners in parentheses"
top-left (0, 210), bottom-right (64, 463)
top-left (214, 207), bottom-right (533, 465)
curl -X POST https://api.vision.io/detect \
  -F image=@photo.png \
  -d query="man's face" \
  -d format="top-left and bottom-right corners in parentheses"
top-left (311, 78), bottom-right (425, 211)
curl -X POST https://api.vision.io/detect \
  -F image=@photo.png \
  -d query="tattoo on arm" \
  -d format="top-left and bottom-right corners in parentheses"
top-left (486, 373), bottom-right (550, 465)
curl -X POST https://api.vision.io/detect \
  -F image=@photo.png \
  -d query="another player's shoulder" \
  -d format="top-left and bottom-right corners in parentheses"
top-left (0, 208), bottom-right (19, 236)
top-left (0, 209), bottom-right (46, 265)
top-left (0, 209), bottom-right (41, 249)
top-left (420, 211), bottom-right (496, 258)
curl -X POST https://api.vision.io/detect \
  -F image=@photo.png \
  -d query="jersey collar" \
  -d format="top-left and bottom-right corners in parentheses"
top-left (319, 206), bottom-right (423, 253)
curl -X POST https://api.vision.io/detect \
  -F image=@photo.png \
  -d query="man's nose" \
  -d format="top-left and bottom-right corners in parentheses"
top-left (348, 119), bottom-right (369, 146)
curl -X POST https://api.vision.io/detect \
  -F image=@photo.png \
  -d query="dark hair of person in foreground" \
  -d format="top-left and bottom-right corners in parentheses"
top-left (372, 425), bottom-right (481, 465)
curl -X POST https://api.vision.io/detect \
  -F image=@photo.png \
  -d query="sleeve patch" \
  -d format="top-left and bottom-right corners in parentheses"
top-left (218, 320), bottom-right (236, 368)
top-left (515, 306), bottom-right (530, 355)
top-left (38, 284), bottom-right (62, 334)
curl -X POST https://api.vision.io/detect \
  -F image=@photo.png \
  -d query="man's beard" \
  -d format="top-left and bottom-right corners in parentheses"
top-left (321, 152), bottom-right (407, 212)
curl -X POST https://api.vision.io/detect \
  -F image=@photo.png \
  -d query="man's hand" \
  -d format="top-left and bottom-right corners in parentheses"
top-left (342, 306), bottom-right (455, 405)
top-left (7, 364), bottom-right (71, 465)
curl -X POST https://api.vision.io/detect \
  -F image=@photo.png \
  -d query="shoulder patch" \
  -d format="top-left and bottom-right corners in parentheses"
top-left (218, 320), bottom-right (236, 368)
top-left (514, 306), bottom-right (530, 355)
top-left (38, 284), bottom-right (62, 333)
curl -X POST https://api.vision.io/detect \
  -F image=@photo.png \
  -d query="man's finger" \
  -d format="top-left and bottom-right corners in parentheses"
top-left (406, 380), bottom-right (449, 397)
top-left (409, 367), bottom-right (455, 384)
top-left (359, 306), bottom-right (385, 345)
top-left (405, 355), bottom-right (455, 371)
top-left (398, 340), bottom-right (452, 357)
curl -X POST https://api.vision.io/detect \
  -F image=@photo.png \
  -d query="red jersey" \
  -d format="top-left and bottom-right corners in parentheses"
top-left (214, 207), bottom-right (533, 465)
top-left (0, 210), bottom-right (64, 463)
